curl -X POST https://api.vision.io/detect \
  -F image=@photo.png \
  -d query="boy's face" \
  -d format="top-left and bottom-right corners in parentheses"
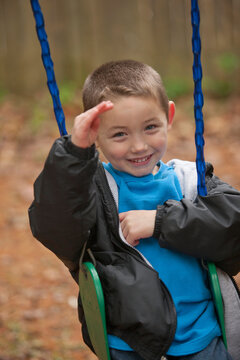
top-left (97, 96), bottom-right (174, 177)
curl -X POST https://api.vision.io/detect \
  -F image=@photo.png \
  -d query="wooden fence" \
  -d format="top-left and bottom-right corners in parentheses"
top-left (0, 0), bottom-right (239, 94)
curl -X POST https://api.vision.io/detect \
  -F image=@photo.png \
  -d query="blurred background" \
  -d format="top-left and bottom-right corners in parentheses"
top-left (0, 1), bottom-right (239, 359)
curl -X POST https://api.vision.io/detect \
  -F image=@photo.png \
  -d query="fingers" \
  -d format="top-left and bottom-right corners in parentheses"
top-left (120, 219), bottom-right (127, 238)
top-left (96, 100), bottom-right (114, 115)
top-left (119, 212), bottom-right (140, 246)
top-left (133, 239), bottom-right (140, 246)
top-left (119, 212), bottom-right (126, 222)
top-left (76, 101), bottom-right (113, 130)
top-left (119, 212), bottom-right (128, 237)
top-left (71, 101), bottom-right (113, 148)
top-left (119, 210), bottom-right (156, 246)
top-left (83, 101), bottom-right (113, 122)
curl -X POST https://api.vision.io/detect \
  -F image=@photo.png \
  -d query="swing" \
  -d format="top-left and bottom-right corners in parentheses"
top-left (30, 0), bottom-right (227, 358)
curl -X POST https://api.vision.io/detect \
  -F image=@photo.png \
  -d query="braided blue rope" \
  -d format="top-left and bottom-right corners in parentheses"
top-left (191, 1), bottom-right (228, 349)
top-left (191, 0), bottom-right (207, 196)
top-left (30, 0), bottom-right (67, 136)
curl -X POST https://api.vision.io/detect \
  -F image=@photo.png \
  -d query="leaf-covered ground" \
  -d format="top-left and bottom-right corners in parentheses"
top-left (0, 94), bottom-right (239, 359)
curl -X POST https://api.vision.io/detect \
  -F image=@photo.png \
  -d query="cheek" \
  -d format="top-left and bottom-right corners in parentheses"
top-left (101, 141), bottom-right (128, 160)
top-left (151, 132), bottom-right (167, 149)
top-left (110, 143), bottom-right (128, 159)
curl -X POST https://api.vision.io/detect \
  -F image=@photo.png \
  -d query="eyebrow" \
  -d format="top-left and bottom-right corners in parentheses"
top-left (108, 126), bottom-right (128, 131)
top-left (144, 117), bottom-right (160, 123)
top-left (109, 118), bottom-right (159, 130)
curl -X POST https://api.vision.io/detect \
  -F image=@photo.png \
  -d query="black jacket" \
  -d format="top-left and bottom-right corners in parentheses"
top-left (29, 135), bottom-right (240, 360)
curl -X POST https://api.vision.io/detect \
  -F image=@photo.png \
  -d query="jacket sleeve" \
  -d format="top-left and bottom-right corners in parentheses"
top-left (153, 167), bottom-right (240, 276)
top-left (28, 135), bottom-right (98, 273)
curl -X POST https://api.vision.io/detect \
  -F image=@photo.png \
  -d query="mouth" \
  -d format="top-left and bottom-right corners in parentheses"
top-left (127, 154), bottom-right (153, 166)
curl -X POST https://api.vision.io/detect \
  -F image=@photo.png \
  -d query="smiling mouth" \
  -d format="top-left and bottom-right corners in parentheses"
top-left (128, 154), bottom-right (153, 165)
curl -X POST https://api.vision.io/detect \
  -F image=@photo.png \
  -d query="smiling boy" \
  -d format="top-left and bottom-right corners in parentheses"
top-left (29, 60), bottom-right (240, 360)
top-left (96, 96), bottom-right (174, 177)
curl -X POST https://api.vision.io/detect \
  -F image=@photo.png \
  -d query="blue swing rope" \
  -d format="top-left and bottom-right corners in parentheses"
top-left (191, 0), bottom-right (207, 196)
top-left (30, 0), bottom-right (67, 136)
top-left (191, 0), bottom-right (227, 348)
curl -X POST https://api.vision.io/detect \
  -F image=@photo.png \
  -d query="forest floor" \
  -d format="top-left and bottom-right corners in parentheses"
top-left (0, 93), bottom-right (239, 360)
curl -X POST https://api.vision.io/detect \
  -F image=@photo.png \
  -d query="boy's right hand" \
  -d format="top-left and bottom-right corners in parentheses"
top-left (119, 210), bottom-right (156, 247)
top-left (71, 101), bottom-right (113, 148)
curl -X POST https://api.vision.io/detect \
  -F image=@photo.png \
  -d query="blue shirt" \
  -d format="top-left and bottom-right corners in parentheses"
top-left (103, 162), bottom-right (221, 356)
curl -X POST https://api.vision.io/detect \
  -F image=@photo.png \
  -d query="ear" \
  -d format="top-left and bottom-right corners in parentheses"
top-left (168, 101), bottom-right (175, 130)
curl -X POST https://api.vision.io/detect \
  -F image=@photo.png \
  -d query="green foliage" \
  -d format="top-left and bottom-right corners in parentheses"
top-left (30, 104), bottom-right (48, 134)
top-left (203, 78), bottom-right (235, 98)
top-left (0, 86), bottom-right (8, 103)
top-left (164, 77), bottom-right (192, 99)
top-left (163, 52), bottom-right (239, 100)
top-left (203, 52), bottom-right (239, 98)
top-left (215, 52), bottom-right (239, 74)
top-left (59, 81), bottom-right (77, 106)
top-left (27, 91), bottom-right (55, 135)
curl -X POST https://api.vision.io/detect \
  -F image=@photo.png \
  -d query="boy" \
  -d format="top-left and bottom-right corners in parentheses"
top-left (29, 60), bottom-right (240, 360)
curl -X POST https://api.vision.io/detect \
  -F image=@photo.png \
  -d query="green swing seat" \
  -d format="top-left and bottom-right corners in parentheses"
top-left (79, 261), bottom-right (111, 360)
top-left (79, 259), bottom-right (227, 360)
top-left (208, 262), bottom-right (227, 348)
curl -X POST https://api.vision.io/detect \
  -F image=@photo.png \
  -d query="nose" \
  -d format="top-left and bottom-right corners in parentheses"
top-left (130, 135), bottom-right (148, 154)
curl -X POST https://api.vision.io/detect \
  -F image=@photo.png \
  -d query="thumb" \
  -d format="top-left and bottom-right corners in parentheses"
top-left (119, 212), bottom-right (126, 222)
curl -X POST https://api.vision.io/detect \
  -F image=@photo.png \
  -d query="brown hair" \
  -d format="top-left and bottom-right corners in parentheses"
top-left (82, 60), bottom-right (169, 119)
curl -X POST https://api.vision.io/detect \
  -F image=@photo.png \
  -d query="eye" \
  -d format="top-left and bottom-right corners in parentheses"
top-left (112, 131), bottom-right (126, 138)
top-left (145, 124), bottom-right (157, 131)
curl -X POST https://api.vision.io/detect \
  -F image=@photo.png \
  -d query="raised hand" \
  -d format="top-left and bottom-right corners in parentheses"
top-left (71, 101), bottom-right (113, 148)
top-left (119, 210), bottom-right (156, 247)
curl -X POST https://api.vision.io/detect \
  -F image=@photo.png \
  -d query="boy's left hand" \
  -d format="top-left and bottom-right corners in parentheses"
top-left (119, 210), bottom-right (156, 246)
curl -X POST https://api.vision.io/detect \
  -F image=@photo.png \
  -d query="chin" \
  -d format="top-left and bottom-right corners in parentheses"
top-left (129, 167), bottom-right (153, 177)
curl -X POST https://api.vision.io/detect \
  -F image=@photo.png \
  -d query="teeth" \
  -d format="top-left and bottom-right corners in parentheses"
top-left (131, 156), bottom-right (149, 163)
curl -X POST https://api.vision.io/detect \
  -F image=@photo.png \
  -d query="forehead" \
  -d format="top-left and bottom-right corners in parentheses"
top-left (99, 96), bottom-right (166, 127)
